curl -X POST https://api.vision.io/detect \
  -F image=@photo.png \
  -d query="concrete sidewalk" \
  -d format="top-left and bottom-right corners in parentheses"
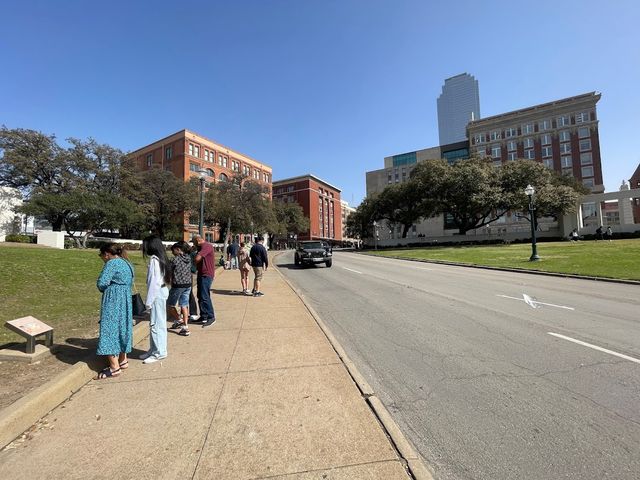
top-left (0, 266), bottom-right (420, 479)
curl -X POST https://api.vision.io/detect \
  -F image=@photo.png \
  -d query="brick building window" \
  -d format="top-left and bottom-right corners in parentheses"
top-left (581, 166), bottom-right (594, 177)
top-left (543, 158), bottom-right (553, 169)
top-left (560, 143), bottom-right (572, 154)
top-left (559, 130), bottom-right (570, 142)
top-left (165, 147), bottom-right (172, 160)
top-left (578, 127), bottom-right (590, 138)
top-left (490, 130), bottom-right (501, 141)
top-left (557, 115), bottom-right (570, 127)
top-left (580, 152), bottom-right (593, 165)
top-left (523, 138), bottom-right (534, 149)
top-left (507, 141), bottom-right (517, 152)
top-left (146, 153), bottom-right (153, 167)
top-left (538, 119), bottom-right (551, 131)
top-left (541, 134), bottom-right (551, 145)
top-left (575, 111), bottom-right (590, 123)
top-left (541, 146), bottom-right (552, 158)
top-left (561, 156), bottom-right (572, 168)
top-left (579, 139), bottom-right (592, 151)
top-left (525, 149), bottom-right (535, 160)
top-left (189, 163), bottom-right (200, 172)
top-left (522, 123), bottom-right (534, 134)
top-left (491, 145), bottom-right (501, 158)
top-left (505, 127), bottom-right (517, 138)
top-left (507, 152), bottom-right (516, 161)
top-left (474, 133), bottom-right (486, 144)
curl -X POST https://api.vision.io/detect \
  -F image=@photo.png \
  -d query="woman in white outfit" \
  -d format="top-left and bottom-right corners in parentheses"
top-left (141, 235), bottom-right (171, 364)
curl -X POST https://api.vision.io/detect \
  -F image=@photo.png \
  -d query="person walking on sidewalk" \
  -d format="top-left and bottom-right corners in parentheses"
top-left (167, 242), bottom-right (192, 336)
top-left (228, 238), bottom-right (239, 270)
top-left (95, 243), bottom-right (133, 379)
top-left (249, 236), bottom-right (268, 297)
top-left (188, 243), bottom-right (200, 322)
top-left (141, 235), bottom-right (171, 364)
top-left (193, 234), bottom-right (216, 327)
top-left (238, 241), bottom-right (252, 295)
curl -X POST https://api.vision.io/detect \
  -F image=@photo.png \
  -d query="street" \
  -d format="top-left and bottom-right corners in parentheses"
top-left (275, 250), bottom-right (640, 480)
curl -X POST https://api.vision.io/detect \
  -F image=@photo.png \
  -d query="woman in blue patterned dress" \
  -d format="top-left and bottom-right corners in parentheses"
top-left (96, 243), bottom-right (134, 379)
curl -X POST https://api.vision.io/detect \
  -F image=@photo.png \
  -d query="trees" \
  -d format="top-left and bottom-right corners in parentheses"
top-left (202, 174), bottom-right (272, 241)
top-left (358, 157), bottom-right (585, 238)
top-left (269, 200), bottom-right (310, 246)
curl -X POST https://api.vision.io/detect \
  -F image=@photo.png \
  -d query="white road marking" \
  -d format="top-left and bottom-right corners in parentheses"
top-left (342, 267), bottom-right (363, 274)
top-left (548, 332), bottom-right (640, 365)
top-left (496, 294), bottom-right (575, 311)
top-left (407, 265), bottom-right (434, 271)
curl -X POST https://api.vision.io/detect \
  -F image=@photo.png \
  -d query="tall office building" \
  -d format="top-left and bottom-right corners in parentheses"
top-left (437, 73), bottom-right (481, 145)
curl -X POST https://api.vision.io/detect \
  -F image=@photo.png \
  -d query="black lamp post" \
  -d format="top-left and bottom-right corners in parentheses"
top-left (198, 169), bottom-right (207, 237)
top-left (525, 184), bottom-right (540, 261)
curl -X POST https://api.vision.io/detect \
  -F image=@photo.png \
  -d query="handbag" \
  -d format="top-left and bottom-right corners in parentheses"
top-left (127, 262), bottom-right (146, 319)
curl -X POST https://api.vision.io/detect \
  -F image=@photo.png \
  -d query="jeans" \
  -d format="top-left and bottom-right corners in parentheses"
top-left (230, 255), bottom-right (238, 269)
top-left (197, 275), bottom-right (215, 320)
top-left (149, 286), bottom-right (169, 357)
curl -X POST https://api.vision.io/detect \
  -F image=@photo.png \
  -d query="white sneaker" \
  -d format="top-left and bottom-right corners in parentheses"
top-left (143, 355), bottom-right (167, 364)
top-left (189, 315), bottom-right (200, 321)
top-left (139, 351), bottom-right (153, 360)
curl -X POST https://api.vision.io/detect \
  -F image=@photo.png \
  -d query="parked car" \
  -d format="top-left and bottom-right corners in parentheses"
top-left (294, 240), bottom-right (332, 268)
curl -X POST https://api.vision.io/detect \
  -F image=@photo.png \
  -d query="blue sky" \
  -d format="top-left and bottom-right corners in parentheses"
top-left (1, 0), bottom-right (639, 205)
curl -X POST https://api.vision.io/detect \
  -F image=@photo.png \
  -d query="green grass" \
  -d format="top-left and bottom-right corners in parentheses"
top-left (1, 244), bottom-right (149, 345)
top-left (369, 239), bottom-right (640, 281)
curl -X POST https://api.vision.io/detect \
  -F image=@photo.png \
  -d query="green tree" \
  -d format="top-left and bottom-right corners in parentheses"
top-left (345, 196), bottom-right (379, 241)
top-left (269, 200), bottom-right (310, 245)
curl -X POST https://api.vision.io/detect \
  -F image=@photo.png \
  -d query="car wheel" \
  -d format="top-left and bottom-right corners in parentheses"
top-left (294, 255), bottom-right (300, 266)
top-left (325, 259), bottom-right (332, 268)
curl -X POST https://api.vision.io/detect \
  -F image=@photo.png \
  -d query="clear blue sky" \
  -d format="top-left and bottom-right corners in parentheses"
top-left (2, 0), bottom-right (639, 205)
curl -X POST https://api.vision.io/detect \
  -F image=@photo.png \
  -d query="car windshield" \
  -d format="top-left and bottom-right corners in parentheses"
top-left (302, 242), bottom-right (323, 249)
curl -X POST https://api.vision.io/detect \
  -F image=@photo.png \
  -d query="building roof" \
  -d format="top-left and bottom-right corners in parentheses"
top-left (272, 174), bottom-right (341, 192)
top-left (128, 128), bottom-right (271, 171)
top-left (468, 92), bottom-right (600, 126)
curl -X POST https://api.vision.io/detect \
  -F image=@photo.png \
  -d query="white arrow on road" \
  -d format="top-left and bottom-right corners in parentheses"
top-left (497, 294), bottom-right (575, 311)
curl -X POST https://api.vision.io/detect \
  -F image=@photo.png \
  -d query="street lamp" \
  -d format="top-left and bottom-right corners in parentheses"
top-left (198, 169), bottom-right (207, 236)
top-left (372, 221), bottom-right (379, 250)
top-left (524, 184), bottom-right (540, 261)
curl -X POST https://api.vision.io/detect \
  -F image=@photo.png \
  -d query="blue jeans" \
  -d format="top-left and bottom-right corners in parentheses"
top-left (149, 286), bottom-right (169, 357)
top-left (197, 275), bottom-right (215, 320)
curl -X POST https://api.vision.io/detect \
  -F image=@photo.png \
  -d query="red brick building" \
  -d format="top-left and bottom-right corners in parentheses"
top-left (130, 129), bottom-right (273, 241)
top-left (272, 174), bottom-right (342, 243)
top-left (630, 163), bottom-right (640, 223)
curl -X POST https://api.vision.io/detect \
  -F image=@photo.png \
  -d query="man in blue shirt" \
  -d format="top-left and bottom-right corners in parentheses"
top-left (249, 236), bottom-right (269, 297)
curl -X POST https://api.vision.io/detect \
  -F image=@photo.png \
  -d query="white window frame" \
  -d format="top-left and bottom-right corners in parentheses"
top-left (579, 139), bottom-right (592, 151)
top-left (560, 143), bottom-right (572, 154)
top-left (541, 134), bottom-right (551, 145)
top-left (522, 123), bottom-right (534, 134)
top-left (524, 149), bottom-right (535, 160)
top-left (538, 119), bottom-right (551, 131)
top-left (507, 152), bottom-right (517, 161)
top-left (580, 152), bottom-right (593, 165)
top-left (559, 130), bottom-right (571, 142)
top-left (581, 166), bottom-right (594, 177)
top-left (491, 145), bottom-right (501, 158)
top-left (523, 137), bottom-right (534, 149)
top-left (543, 158), bottom-right (554, 169)
top-left (557, 115), bottom-right (570, 127)
top-left (490, 130), bottom-right (501, 141)
top-left (474, 133), bottom-right (486, 144)
top-left (561, 156), bottom-right (572, 168)
top-left (578, 127), bottom-right (590, 139)
top-left (507, 140), bottom-right (517, 152)
top-left (575, 111), bottom-right (590, 123)
top-left (505, 127), bottom-right (517, 138)
top-left (541, 146), bottom-right (552, 158)
top-left (476, 147), bottom-right (486, 158)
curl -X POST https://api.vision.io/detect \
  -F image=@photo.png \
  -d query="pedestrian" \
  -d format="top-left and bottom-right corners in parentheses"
top-left (569, 228), bottom-right (579, 242)
top-left (141, 235), bottom-right (171, 364)
top-left (167, 242), bottom-right (192, 336)
top-left (249, 235), bottom-right (269, 297)
top-left (238, 241), bottom-right (252, 295)
top-left (606, 226), bottom-right (613, 242)
top-left (96, 243), bottom-right (133, 379)
top-left (595, 226), bottom-right (603, 241)
top-left (228, 238), bottom-right (239, 270)
top-left (193, 234), bottom-right (216, 327)
top-left (188, 243), bottom-right (200, 322)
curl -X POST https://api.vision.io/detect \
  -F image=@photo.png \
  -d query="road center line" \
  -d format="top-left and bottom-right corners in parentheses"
top-left (548, 332), bottom-right (640, 365)
top-left (342, 267), bottom-right (363, 274)
top-left (496, 294), bottom-right (575, 311)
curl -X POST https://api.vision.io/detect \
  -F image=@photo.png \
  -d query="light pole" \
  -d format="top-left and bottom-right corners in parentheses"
top-left (525, 184), bottom-right (540, 261)
top-left (372, 221), bottom-right (379, 250)
top-left (198, 169), bottom-right (207, 237)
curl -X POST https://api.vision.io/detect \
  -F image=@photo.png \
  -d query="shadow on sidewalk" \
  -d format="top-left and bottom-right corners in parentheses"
top-left (274, 262), bottom-right (302, 270)
top-left (211, 288), bottom-right (247, 296)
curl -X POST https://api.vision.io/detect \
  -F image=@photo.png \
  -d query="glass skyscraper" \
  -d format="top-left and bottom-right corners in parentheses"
top-left (437, 73), bottom-right (481, 145)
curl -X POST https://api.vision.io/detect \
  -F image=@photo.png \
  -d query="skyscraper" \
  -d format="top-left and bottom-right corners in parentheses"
top-left (437, 73), bottom-right (481, 145)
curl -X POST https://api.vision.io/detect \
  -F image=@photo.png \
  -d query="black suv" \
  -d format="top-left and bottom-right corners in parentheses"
top-left (294, 241), bottom-right (332, 268)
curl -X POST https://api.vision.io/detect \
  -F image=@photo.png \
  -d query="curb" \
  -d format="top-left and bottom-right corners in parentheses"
top-left (358, 251), bottom-right (640, 286)
top-left (0, 320), bottom-right (149, 449)
top-left (272, 254), bottom-right (435, 480)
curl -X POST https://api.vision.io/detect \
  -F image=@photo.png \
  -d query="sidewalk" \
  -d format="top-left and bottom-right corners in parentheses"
top-left (0, 266), bottom-right (416, 479)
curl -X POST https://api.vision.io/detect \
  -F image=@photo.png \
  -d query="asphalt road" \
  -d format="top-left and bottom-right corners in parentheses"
top-left (274, 250), bottom-right (640, 480)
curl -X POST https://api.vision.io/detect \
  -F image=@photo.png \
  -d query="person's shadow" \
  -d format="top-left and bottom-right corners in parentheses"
top-left (211, 288), bottom-right (245, 296)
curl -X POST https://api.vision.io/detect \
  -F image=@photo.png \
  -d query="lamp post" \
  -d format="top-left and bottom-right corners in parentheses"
top-left (524, 184), bottom-right (540, 261)
top-left (198, 169), bottom-right (207, 237)
top-left (372, 221), bottom-right (379, 250)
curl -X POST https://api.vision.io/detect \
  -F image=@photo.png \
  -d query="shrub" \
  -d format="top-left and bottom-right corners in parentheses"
top-left (4, 234), bottom-right (36, 243)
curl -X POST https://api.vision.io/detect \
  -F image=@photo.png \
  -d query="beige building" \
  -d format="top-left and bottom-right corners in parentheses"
top-left (339, 199), bottom-right (358, 246)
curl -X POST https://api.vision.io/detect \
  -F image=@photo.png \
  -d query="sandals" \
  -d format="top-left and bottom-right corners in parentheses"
top-left (119, 360), bottom-right (129, 370)
top-left (97, 367), bottom-right (121, 380)
top-left (171, 321), bottom-right (185, 330)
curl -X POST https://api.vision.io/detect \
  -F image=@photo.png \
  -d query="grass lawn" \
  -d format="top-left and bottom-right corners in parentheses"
top-left (1, 243), bottom-right (150, 346)
top-left (368, 238), bottom-right (640, 281)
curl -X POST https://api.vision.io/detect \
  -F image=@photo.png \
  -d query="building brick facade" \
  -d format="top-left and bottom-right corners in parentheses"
top-left (129, 129), bottom-right (273, 241)
top-left (272, 175), bottom-right (342, 243)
